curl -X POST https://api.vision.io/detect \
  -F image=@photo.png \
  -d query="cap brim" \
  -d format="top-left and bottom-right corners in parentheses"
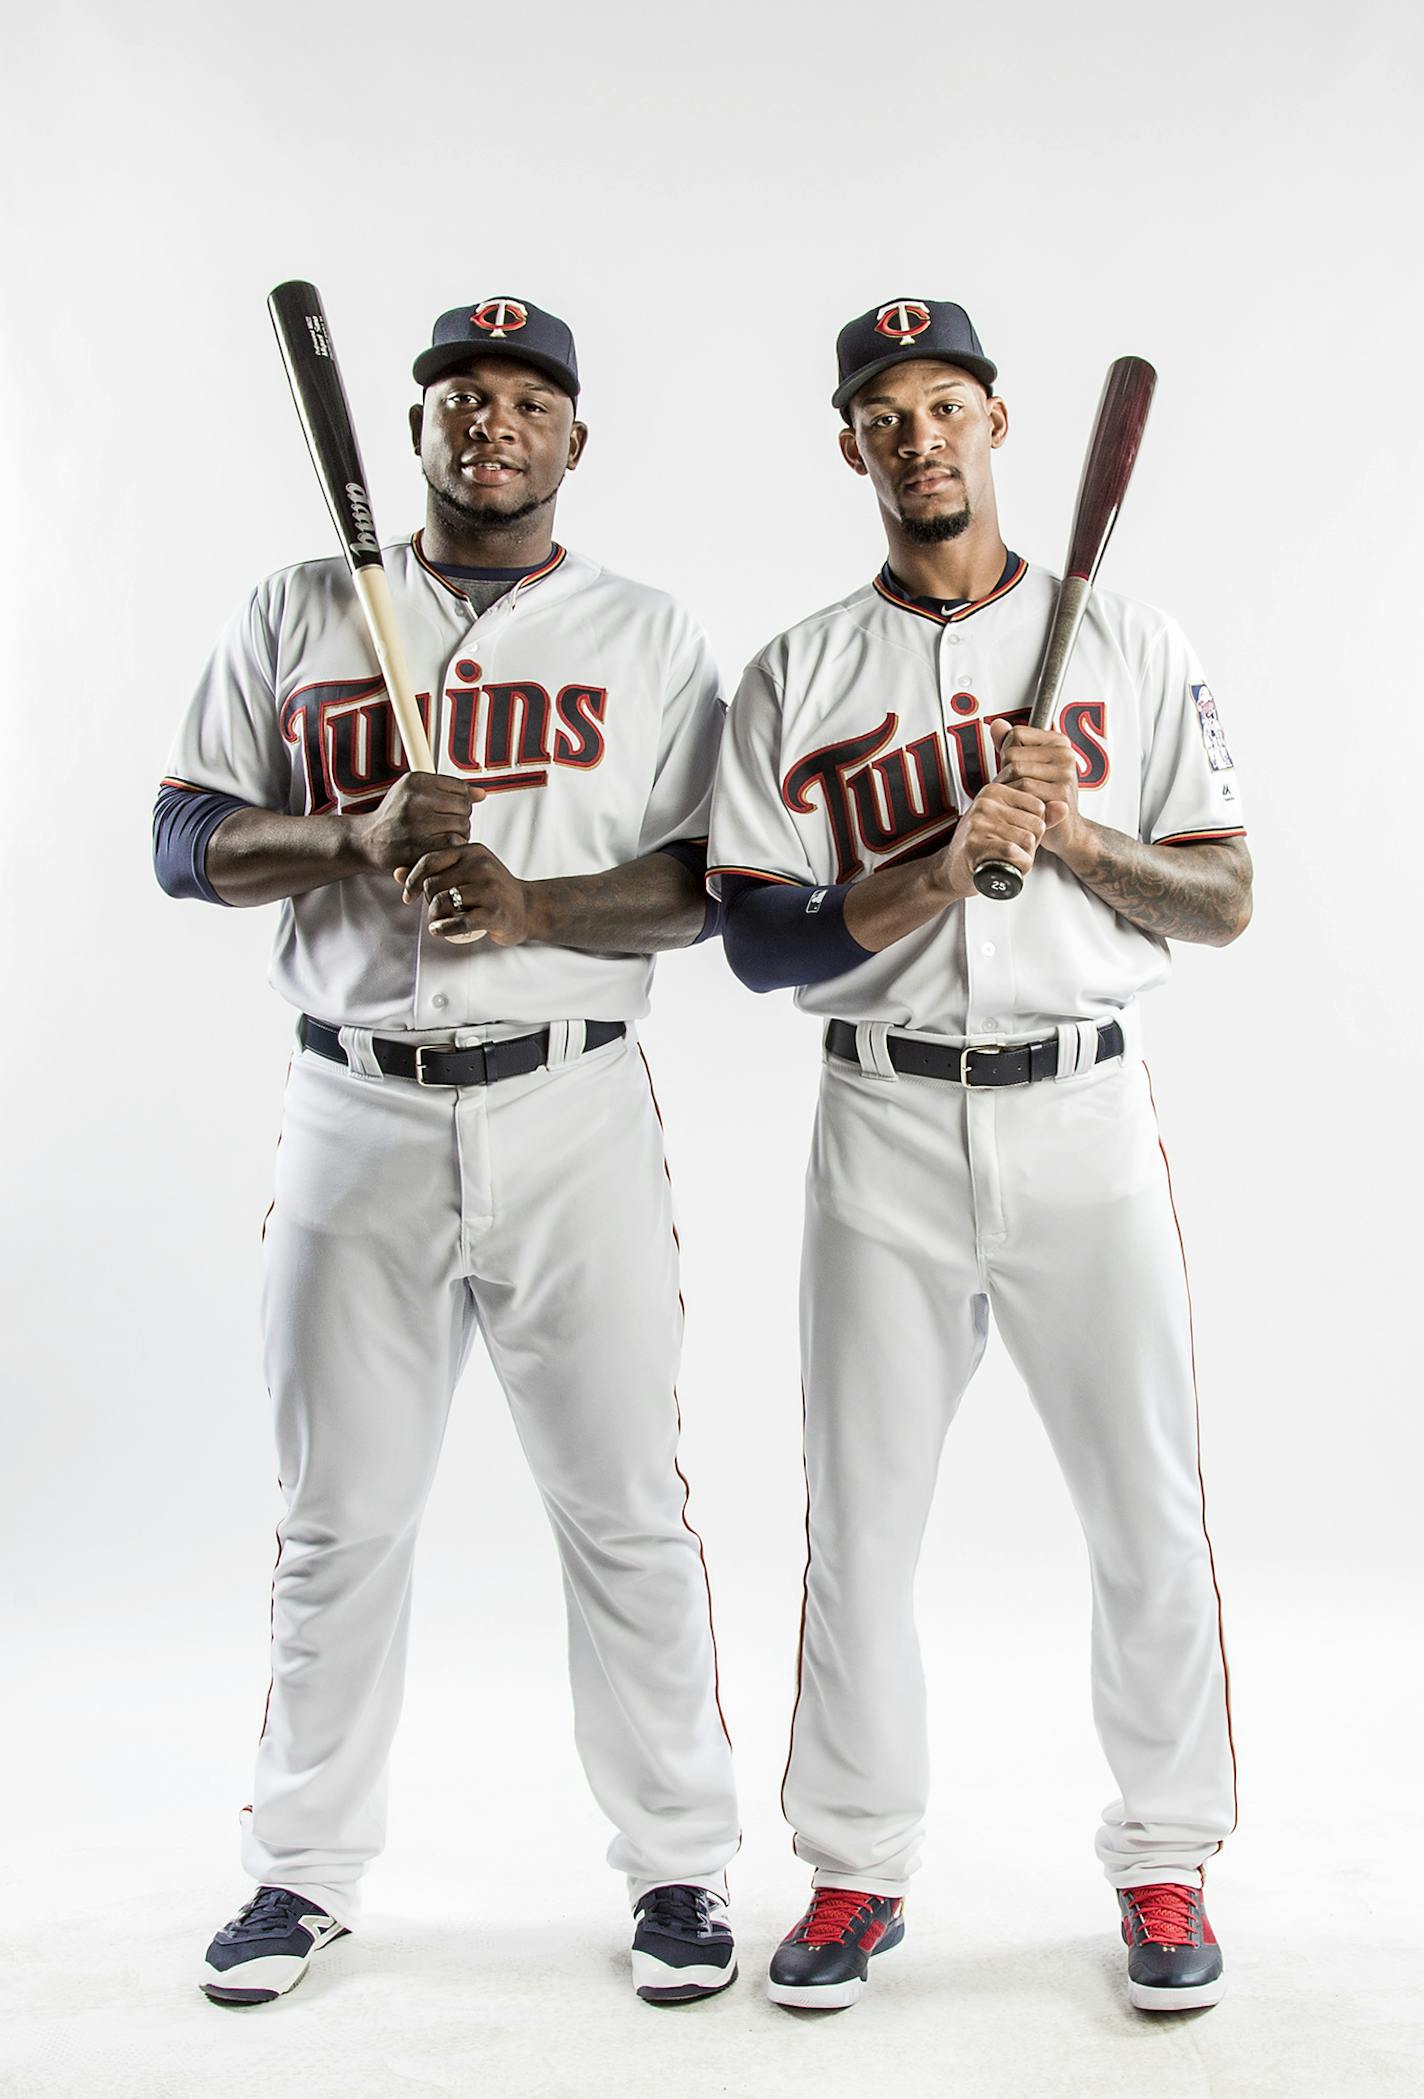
top-left (832, 349), bottom-right (997, 415)
top-left (412, 340), bottom-right (578, 399)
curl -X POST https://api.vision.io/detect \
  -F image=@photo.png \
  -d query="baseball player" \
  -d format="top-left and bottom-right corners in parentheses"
top-left (155, 297), bottom-right (739, 2007)
top-left (707, 298), bottom-right (1249, 2014)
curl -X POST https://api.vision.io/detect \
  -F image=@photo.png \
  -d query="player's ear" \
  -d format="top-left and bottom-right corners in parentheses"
top-left (567, 419), bottom-right (588, 471)
top-left (987, 394), bottom-right (1008, 448)
top-left (839, 426), bottom-right (869, 476)
top-left (408, 402), bottom-right (423, 454)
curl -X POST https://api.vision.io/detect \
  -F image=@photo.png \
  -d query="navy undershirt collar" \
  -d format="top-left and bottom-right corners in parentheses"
top-left (880, 545), bottom-right (1022, 616)
top-left (431, 552), bottom-right (557, 581)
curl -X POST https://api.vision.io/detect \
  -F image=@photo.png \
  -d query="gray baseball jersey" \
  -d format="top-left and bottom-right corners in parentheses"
top-left (167, 537), bottom-right (724, 1025)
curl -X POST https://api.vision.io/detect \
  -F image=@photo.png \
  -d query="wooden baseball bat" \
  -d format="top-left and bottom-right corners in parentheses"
top-left (972, 354), bottom-right (1157, 901)
top-left (267, 280), bottom-right (435, 774)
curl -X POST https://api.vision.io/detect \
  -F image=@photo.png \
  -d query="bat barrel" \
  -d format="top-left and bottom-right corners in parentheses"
top-left (268, 280), bottom-right (384, 574)
top-left (1063, 355), bottom-right (1157, 583)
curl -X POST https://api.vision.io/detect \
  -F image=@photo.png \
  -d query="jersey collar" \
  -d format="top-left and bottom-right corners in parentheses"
top-left (411, 529), bottom-right (567, 602)
top-left (873, 547), bottom-right (1026, 626)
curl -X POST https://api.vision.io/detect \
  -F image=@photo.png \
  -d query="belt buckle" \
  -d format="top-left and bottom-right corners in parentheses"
top-left (959, 1040), bottom-right (1006, 1089)
top-left (414, 1040), bottom-right (474, 1088)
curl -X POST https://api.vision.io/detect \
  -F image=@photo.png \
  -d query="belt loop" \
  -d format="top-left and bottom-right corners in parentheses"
top-left (856, 1022), bottom-right (898, 1082)
top-left (546, 1020), bottom-right (585, 1067)
top-left (1075, 1019), bottom-right (1100, 1074)
top-left (337, 1025), bottom-right (383, 1080)
top-left (1053, 1023), bottom-right (1077, 1080)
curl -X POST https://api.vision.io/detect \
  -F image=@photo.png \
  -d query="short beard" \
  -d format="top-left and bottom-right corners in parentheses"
top-left (426, 474), bottom-right (560, 539)
top-left (898, 502), bottom-right (974, 544)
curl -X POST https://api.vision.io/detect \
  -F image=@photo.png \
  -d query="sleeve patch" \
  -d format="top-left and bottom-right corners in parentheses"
top-left (1193, 684), bottom-right (1234, 772)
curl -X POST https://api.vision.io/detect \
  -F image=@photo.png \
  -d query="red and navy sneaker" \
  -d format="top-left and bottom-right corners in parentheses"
top-left (200, 1886), bottom-right (350, 2004)
top-left (631, 1884), bottom-right (737, 2003)
top-left (1118, 1881), bottom-right (1225, 2010)
top-left (767, 1886), bottom-right (905, 2009)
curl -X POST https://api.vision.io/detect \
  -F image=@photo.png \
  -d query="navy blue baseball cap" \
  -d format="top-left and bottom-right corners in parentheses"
top-left (413, 296), bottom-right (580, 401)
top-left (833, 298), bottom-right (996, 416)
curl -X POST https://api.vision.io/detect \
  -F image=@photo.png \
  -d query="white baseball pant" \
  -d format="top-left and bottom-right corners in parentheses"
top-left (240, 1027), bottom-right (738, 1924)
top-left (784, 1026), bottom-right (1237, 1895)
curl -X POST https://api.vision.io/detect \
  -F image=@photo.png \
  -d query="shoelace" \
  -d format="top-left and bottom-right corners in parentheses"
top-left (226, 1888), bottom-right (322, 1942)
top-left (640, 1885), bottom-right (721, 1939)
top-left (1124, 1884), bottom-right (1200, 1946)
top-left (797, 1887), bottom-right (876, 1945)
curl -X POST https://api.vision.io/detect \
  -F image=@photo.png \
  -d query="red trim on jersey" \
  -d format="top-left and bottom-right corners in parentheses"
top-left (1154, 827), bottom-right (1248, 847)
top-left (1144, 1064), bottom-right (1240, 1843)
top-left (872, 554), bottom-right (1028, 627)
top-left (160, 775), bottom-right (208, 792)
top-left (637, 1045), bottom-right (735, 1758)
top-left (410, 530), bottom-right (567, 598)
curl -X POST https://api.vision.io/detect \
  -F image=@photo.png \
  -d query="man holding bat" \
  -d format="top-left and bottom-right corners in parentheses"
top-left (155, 296), bottom-right (739, 2007)
top-left (707, 297), bottom-right (1251, 2013)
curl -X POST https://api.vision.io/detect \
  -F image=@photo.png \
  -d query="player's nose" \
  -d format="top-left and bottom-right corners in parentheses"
top-left (465, 403), bottom-right (514, 441)
top-left (897, 414), bottom-right (944, 456)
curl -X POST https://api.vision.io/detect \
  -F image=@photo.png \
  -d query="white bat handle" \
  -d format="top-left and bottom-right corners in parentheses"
top-left (352, 564), bottom-right (436, 774)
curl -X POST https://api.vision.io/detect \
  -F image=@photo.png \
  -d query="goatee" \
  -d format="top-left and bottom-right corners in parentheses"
top-left (899, 505), bottom-right (974, 544)
top-left (427, 477), bottom-right (560, 537)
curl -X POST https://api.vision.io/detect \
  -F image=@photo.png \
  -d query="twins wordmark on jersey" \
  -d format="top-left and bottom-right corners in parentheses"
top-left (282, 664), bottom-right (609, 815)
top-left (784, 692), bottom-right (1112, 884)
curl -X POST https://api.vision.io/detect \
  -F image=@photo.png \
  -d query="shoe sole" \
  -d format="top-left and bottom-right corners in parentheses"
top-left (636, 1963), bottom-right (739, 2005)
top-left (1129, 1975), bottom-right (1227, 2012)
top-left (767, 1974), bottom-right (865, 2010)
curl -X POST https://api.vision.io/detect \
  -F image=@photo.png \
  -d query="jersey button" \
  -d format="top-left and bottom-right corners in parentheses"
top-left (981, 941), bottom-right (996, 957)
top-left (431, 993), bottom-right (449, 1010)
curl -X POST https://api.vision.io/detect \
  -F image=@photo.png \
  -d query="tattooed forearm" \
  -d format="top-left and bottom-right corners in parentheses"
top-left (1053, 825), bottom-right (1253, 946)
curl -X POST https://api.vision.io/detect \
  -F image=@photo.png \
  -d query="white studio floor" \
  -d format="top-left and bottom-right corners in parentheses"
top-left (5, 1561), bottom-right (1418, 2099)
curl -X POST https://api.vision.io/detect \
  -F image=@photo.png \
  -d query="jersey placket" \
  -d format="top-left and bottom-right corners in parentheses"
top-left (936, 618), bottom-right (1016, 1043)
top-left (412, 588), bottom-right (527, 1031)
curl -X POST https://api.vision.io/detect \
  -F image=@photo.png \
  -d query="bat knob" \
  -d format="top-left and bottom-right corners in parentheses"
top-left (972, 859), bottom-right (1024, 902)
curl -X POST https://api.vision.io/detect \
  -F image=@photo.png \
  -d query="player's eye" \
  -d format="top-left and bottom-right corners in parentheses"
top-left (521, 401), bottom-right (548, 414)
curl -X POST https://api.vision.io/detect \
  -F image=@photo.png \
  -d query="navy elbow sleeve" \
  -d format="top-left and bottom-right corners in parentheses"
top-left (721, 874), bottom-right (873, 992)
top-left (152, 782), bottom-right (252, 903)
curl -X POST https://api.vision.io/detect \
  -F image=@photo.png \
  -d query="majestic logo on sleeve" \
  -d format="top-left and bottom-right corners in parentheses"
top-left (279, 660), bottom-right (607, 814)
top-left (782, 696), bottom-right (1111, 882)
top-left (876, 301), bottom-right (931, 345)
top-left (471, 298), bottom-right (528, 338)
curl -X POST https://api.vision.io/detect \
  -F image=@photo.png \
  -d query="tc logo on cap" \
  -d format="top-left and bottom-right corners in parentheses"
top-left (471, 298), bottom-right (528, 338)
top-left (875, 301), bottom-right (931, 346)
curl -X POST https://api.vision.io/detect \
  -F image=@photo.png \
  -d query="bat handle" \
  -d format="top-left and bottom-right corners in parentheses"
top-left (972, 574), bottom-right (1093, 903)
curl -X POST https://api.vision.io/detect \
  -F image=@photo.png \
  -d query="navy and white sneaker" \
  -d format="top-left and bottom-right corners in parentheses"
top-left (630, 1884), bottom-right (737, 2003)
top-left (767, 1887), bottom-right (905, 2009)
top-left (201, 1886), bottom-right (350, 2004)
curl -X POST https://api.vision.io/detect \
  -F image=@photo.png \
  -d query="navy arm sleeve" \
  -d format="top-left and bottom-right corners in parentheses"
top-left (152, 782), bottom-right (254, 904)
top-left (655, 837), bottom-right (721, 945)
top-left (720, 872), bottom-right (874, 992)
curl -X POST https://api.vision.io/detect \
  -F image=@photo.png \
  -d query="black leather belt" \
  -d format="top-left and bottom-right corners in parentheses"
top-left (825, 1017), bottom-right (1124, 1089)
top-left (299, 1015), bottom-right (625, 1089)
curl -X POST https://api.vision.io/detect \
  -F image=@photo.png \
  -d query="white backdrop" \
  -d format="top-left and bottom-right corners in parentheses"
top-left (3, 3), bottom-right (1420, 2095)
